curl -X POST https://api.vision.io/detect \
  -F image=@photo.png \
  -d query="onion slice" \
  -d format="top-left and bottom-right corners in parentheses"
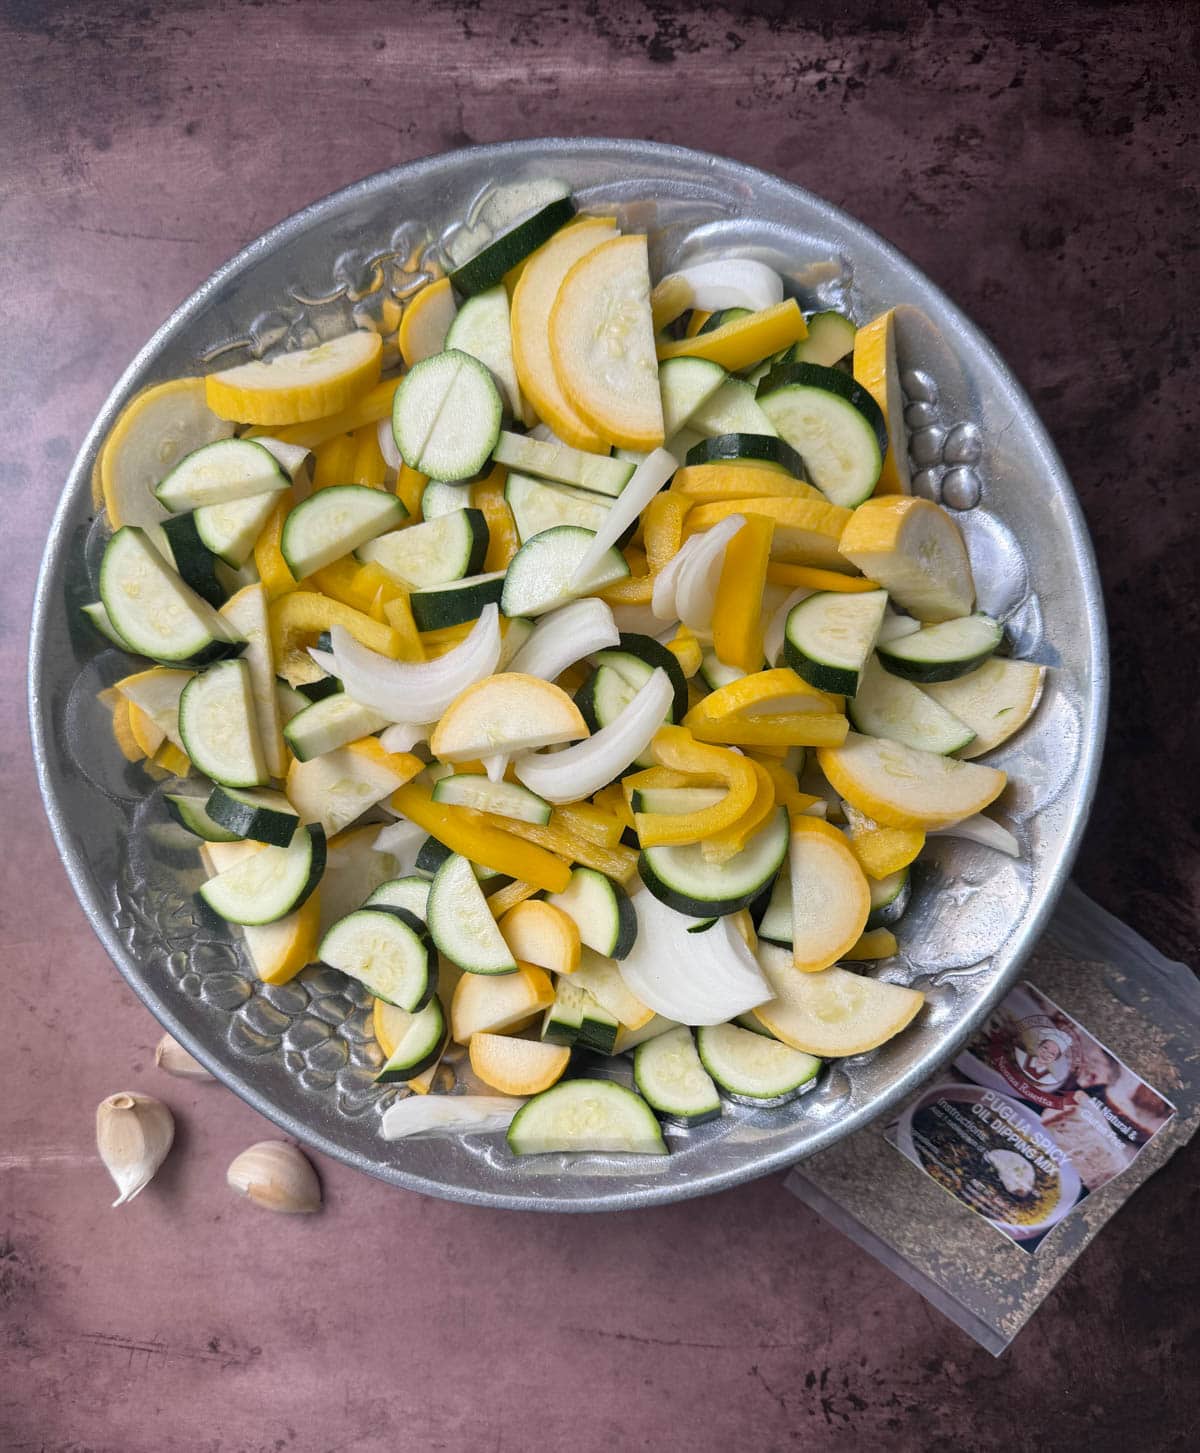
top-left (763, 587), bottom-right (813, 668)
top-left (514, 669), bottom-right (673, 804)
top-left (571, 448), bottom-right (678, 585)
top-left (380, 1095), bottom-right (523, 1141)
top-left (377, 416), bottom-right (402, 472)
top-left (507, 597), bottom-right (620, 681)
top-left (931, 814), bottom-right (1020, 857)
top-left (661, 259), bottom-right (783, 315)
top-left (373, 816), bottom-right (428, 868)
top-left (674, 515), bottom-right (745, 633)
top-left (379, 721), bottom-right (435, 753)
top-left (651, 532), bottom-right (704, 621)
top-left (324, 607), bottom-right (501, 723)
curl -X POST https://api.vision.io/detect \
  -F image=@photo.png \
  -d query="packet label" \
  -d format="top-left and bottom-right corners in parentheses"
top-left (885, 981), bottom-right (1176, 1252)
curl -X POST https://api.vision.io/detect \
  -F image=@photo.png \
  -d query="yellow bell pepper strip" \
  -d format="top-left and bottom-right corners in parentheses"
top-left (691, 667), bottom-right (838, 721)
top-left (596, 568), bottom-right (655, 607)
top-left (592, 782), bottom-right (635, 831)
top-left (672, 464), bottom-right (823, 505)
top-left (621, 764), bottom-right (696, 802)
top-left (269, 591), bottom-right (403, 684)
top-left (756, 759), bottom-right (822, 817)
top-left (391, 783), bottom-right (572, 894)
top-left (842, 801), bottom-right (925, 880)
top-left (109, 698), bottom-right (144, 762)
top-left (685, 712), bottom-right (850, 749)
top-left (649, 273), bottom-right (694, 332)
top-left (254, 491), bottom-right (299, 599)
top-left (553, 802), bottom-right (624, 849)
top-left (642, 491), bottom-right (692, 570)
top-left (685, 308), bottom-right (713, 337)
top-left (486, 878), bottom-right (542, 917)
top-left (657, 299), bottom-right (807, 372)
top-left (847, 928), bottom-right (899, 961)
top-left (701, 758), bottom-right (776, 865)
top-left (634, 727), bottom-right (759, 847)
top-left (350, 422), bottom-right (388, 488)
top-left (471, 466), bottom-right (520, 572)
top-left (153, 740), bottom-right (192, 777)
top-left (481, 813), bottom-right (638, 883)
top-left (309, 556), bottom-right (377, 613)
top-left (687, 496), bottom-right (852, 570)
top-left (395, 462), bottom-right (428, 518)
top-left (373, 585), bottom-right (423, 662)
top-left (258, 376), bottom-right (402, 451)
top-left (313, 432), bottom-right (357, 490)
top-left (713, 513), bottom-right (774, 672)
top-left (765, 561), bottom-right (881, 593)
top-left (664, 626), bottom-right (703, 679)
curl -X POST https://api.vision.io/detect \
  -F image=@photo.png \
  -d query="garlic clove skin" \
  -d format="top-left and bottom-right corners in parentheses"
top-left (155, 1032), bottom-right (214, 1081)
top-left (227, 1140), bottom-right (321, 1215)
top-left (96, 1092), bottom-right (175, 1207)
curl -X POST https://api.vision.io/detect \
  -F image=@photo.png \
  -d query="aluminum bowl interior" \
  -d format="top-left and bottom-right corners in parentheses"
top-left (29, 139), bottom-right (1106, 1211)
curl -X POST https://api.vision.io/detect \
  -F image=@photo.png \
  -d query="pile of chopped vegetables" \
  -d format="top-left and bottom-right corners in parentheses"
top-left (88, 185), bottom-right (1045, 1157)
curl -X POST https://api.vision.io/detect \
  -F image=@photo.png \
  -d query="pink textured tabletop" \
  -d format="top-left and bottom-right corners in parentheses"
top-left (4, 3), bottom-right (1198, 1449)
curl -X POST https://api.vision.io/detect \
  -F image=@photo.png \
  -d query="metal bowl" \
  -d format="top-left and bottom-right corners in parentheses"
top-left (28, 139), bottom-right (1107, 1211)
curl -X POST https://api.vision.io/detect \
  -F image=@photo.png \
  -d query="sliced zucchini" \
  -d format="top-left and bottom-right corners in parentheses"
top-left (848, 656), bottom-right (977, 754)
top-left (199, 823), bottom-right (325, 926)
top-left (392, 349), bottom-right (503, 481)
top-left (160, 513), bottom-right (226, 608)
top-left (356, 508), bottom-right (489, 589)
top-left (613, 1014), bottom-right (682, 1055)
top-left (868, 867), bottom-right (911, 930)
top-left (193, 488), bottom-right (286, 568)
top-left (783, 589), bottom-right (889, 696)
top-left (280, 484), bottom-right (405, 578)
top-left (374, 996), bottom-right (447, 1081)
top-left (687, 377), bottom-right (778, 439)
top-left (757, 362), bottom-right (887, 506)
top-left (542, 977), bottom-right (588, 1046)
top-left (419, 479), bottom-right (472, 519)
top-left (431, 774), bottom-right (552, 825)
top-left (639, 807), bottom-right (789, 917)
top-left (657, 356), bottom-right (727, 437)
top-left (921, 657), bottom-right (1046, 759)
top-left (409, 571), bottom-right (505, 631)
top-left (699, 649), bottom-right (746, 691)
top-left (571, 948), bottom-right (654, 1030)
top-left (697, 306), bottom-right (752, 335)
top-left (695, 1022), bottom-right (820, 1105)
top-left (629, 786), bottom-right (726, 815)
top-left (415, 836), bottom-right (493, 881)
top-left (220, 582), bottom-right (287, 780)
top-left (205, 786), bottom-right (299, 847)
top-left (81, 600), bottom-right (133, 649)
top-left (633, 1025), bottom-right (721, 1126)
top-left (282, 693), bottom-right (389, 762)
top-left (155, 437), bottom-right (288, 511)
top-left (574, 664), bottom-right (664, 770)
top-left (755, 868), bottom-right (792, 947)
top-left (99, 526), bottom-right (238, 666)
top-left (499, 525), bottom-right (629, 617)
top-left (448, 192), bottom-right (575, 297)
top-left (491, 431), bottom-right (634, 499)
top-left (504, 471), bottom-right (611, 543)
top-left (178, 659), bottom-right (267, 788)
top-left (876, 614), bottom-right (1003, 684)
top-left (295, 673), bottom-right (342, 703)
top-left (506, 1079), bottom-right (667, 1156)
top-left (544, 866), bottom-right (638, 959)
top-left (877, 608), bottom-right (923, 645)
top-left (426, 853), bottom-right (517, 975)
top-left (577, 992), bottom-right (621, 1054)
top-left (684, 432), bottom-right (806, 480)
top-left (318, 906), bottom-right (435, 1012)
top-left (788, 311), bottom-right (857, 368)
top-left (165, 792), bottom-right (242, 843)
top-left (444, 285), bottom-right (521, 416)
top-left (365, 875), bottom-right (432, 920)
top-left (592, 634), bottom-right (690, 723)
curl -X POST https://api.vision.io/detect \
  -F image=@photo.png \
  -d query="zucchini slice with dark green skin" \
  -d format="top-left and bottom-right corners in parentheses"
top-left (876, 614), bottom-right (1004, 684)
top-left (448, 194), bottom-right (576, 297)
top-left (408, 571), bottom-right (506, 631)
top-left (633, 1025), bottom-right (722, 1126)
top-left (684, 431), bottom-right (807, 480)
top-left (639, 808), bottom-right (789, 917)
top-left (695, 1022), bottom-right (820, 1106)
top-left (757, 361), bottom-right (888, 506)
top-left (161, 513), bottom-right (227, 608)
top-left (374, 997), bottom-right (447, 1082)
top-left (205, 786), bottom-right (299, 847)
top-left (782, 589), bottom-right (889, 696)
top-left (544, 866), bottom-right (638, 960)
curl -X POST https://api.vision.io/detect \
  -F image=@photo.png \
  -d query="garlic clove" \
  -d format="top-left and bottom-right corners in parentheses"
top-left (96, 1092), bottom-right (175, 1207)
top-left (154, 1032), bottom-right (214, 1081)
top-left (226, 1140), bottom-right (321, 1215)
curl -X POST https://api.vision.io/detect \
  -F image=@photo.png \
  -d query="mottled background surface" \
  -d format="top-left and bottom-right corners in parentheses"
top-left (2, 2), bottom-right (1197, 1449)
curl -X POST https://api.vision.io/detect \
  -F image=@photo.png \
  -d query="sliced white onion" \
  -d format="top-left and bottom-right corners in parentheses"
top-left (931, 814), bottom-right (1021, 858)
top-left (326, 607), bottom-right (501, 723)
top-left (482, 753), bottom-right (508, 784)
top-left (372, 816), bottom-right (428, 869)
top-left (255, 436), bottom-right (312, 480)
top-left (614, 603), bottom-right (672, 636)
top-left (514, 669), bottom-right (673, 804)
top-left (617, 883), bottom-right (771, 1025)
top-left (651, 532), bottom-right (704, 620)
top-left (663, 259), bottom-right (783, 315)
top-left (675, 515), bottom-right (746, 633)
top-left (507, 598), bottom-right (620, 681)
top-left (380, 1095), bottom-right (523, 1141)
top-left (307, 646), bottom-right (339, 677)
top-left (763, 588), bottom-right (814, 668)
top-left (380, 721), bottom-right (434, 753)
top-left (571, 448), bottom-right (678, 585)
top-left (528, 422), bottom-right (563, 444)
top-left (377, 416), bottom-right (403, 471)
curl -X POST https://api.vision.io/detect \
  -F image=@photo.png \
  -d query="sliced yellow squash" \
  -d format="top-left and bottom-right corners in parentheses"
top-left (549, 234), bottom-right (665, 450)
top-left (845, 928), bottom-right (899, 961)
top-left (468, 1032), bottom-right (569, 1096)
top-left (109, 699), bottom-right (146, 762)
top-left (765, 562), bottom-right (880, 593)
top-left (97, 378), bottom-right (234, 550)
top-left (205, 330), bottom-right (383, 425)
top-left (754, 943), bottom-right (924, 1056)
top-left (498, 898), bottom-right (581, 975)
top-left (788, 816), bottom-right (871, 972)
top-left (672, 463), bottom-right (823, 505)
top-left (430, 673), bottom-right (588, 761)
top-left (922, 657), bottom-right (1046, 759)
top-left (262, 377), bottom-right (402, 452)
top-left (657, 299), bottom-right (806, 372)
top-left (838, 496), bottom-right (974, 621)
top-left (818, 731), bottom-right (1006, 829)
top-left (114, 666), bottom-right (192, 752)
top-left (243, 892), bottom-right (321, 986)
top-left (286, 738), bottom-right (422, 838)
top-left (686, 495), bottom-right (852, 571)
top-left (713, 513), bottom-right (774, 673)
top-left (450, 963), bottom-right (555, 1043)
top-left (399, 276), bottom-right (457, 368)
top-left (510, 217), bottom-right (618, 450)
top-left (853, 310), bottom-right (910, 496)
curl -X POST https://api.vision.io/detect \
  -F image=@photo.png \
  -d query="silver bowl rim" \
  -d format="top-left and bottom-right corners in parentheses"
top-left (28, 138), bottom-right (1108, 1210)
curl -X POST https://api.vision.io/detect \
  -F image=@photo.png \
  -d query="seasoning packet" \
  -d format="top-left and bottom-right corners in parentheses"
top-left (785, 884), bottom-right (1200, 1354)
